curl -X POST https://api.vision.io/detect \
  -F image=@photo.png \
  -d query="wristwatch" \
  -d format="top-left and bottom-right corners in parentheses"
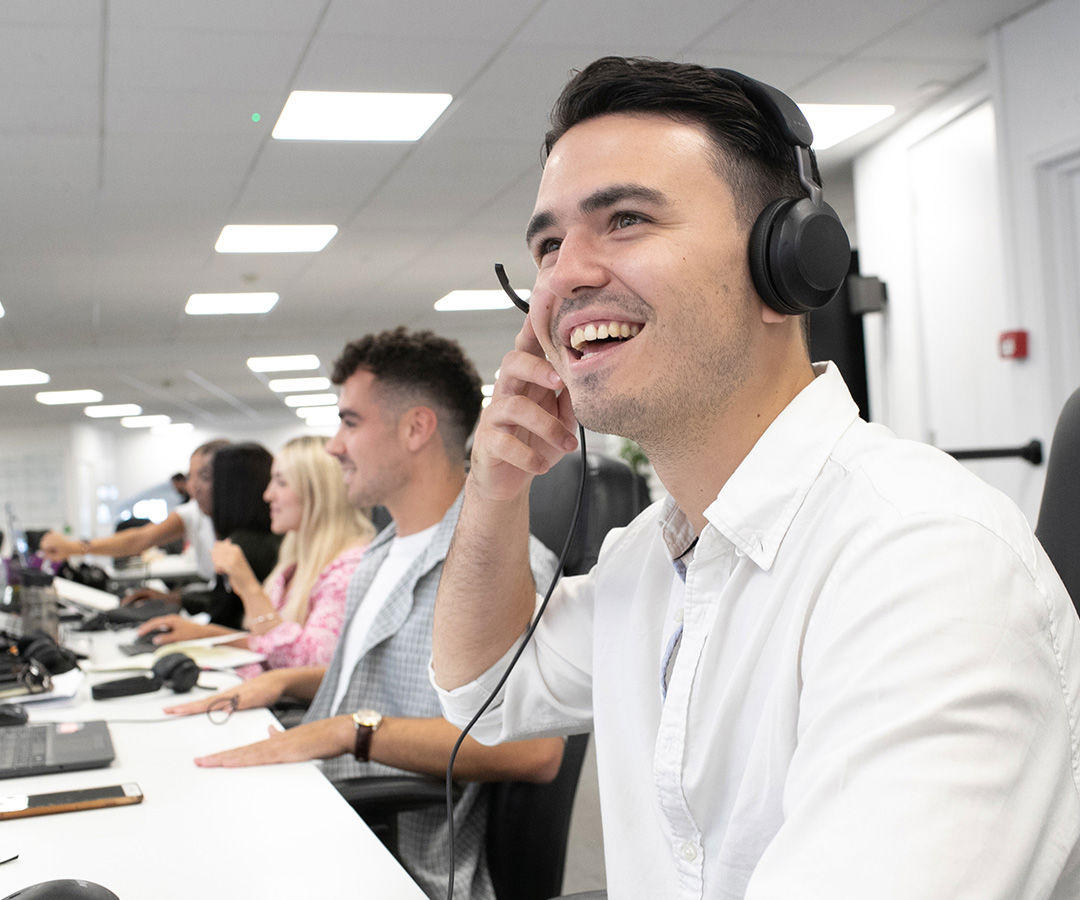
top-left (351, 709), bottom-right (383, 762)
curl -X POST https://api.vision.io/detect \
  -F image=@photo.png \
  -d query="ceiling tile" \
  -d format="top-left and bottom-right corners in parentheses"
top-left (108, 26), bottom-right (308, 93)
top-left (0, 24), bottom-right (100, 89)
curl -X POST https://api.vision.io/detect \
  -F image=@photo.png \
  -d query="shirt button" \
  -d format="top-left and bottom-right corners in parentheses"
top-left (680, 841), bottom-right (697, 861)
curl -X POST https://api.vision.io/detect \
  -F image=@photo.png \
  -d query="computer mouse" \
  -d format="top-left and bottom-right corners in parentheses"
top-left (1, 879), bottom-right (119, 900)
top-left (0, 703), bottom-right (29, 727)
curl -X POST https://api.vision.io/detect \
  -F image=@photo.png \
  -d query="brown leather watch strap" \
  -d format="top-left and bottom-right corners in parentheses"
top-left (351, 710), bottom-right (382, 762)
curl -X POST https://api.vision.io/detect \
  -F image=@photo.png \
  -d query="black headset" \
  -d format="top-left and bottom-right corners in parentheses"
top-left (16, 630), bottom-right (80, 676)
top-left (90, 652), bottom-right (201, 700)
top-left (713, 68), bottom-right (851, 315)
top-left (497, 68), bottom-right (850, 318)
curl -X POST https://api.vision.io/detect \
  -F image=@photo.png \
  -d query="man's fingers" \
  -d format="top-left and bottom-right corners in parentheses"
top-left (494, 348), bottom-right (563, 400)
top-left (163, 696), bottom-right (215, 716)
top-left (513, 314), bottom-right (546, 356)
top-left (484, 396), bottom-right (578, 463)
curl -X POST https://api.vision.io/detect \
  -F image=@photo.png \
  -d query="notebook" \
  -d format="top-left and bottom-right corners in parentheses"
top-left (0, 720), bottom-right (114, 779)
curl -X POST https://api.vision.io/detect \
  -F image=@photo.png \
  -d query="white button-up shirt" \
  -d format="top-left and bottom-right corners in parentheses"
top-left (436, 363), bottom-right (1080, 899)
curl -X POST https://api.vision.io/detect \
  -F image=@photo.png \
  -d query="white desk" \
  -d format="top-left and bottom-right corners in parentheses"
top-left (0, 633), bottom-right (427, 900)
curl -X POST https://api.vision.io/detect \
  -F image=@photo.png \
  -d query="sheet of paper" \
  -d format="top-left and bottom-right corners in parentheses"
top-left (52, 577), bottom-right (120, 612)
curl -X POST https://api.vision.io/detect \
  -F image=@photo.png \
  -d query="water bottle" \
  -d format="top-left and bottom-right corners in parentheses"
top-left (20, 569), bottom-right (60, 642)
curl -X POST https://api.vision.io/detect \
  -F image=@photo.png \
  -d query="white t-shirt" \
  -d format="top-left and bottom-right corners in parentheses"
top-left (173, 500), bottom-right (216, 581)
top-left (330, 523), bottom-right (439, 712)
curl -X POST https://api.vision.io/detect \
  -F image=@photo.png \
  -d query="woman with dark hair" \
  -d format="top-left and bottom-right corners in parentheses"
top-left (193, 442), bottom-right (281, 628)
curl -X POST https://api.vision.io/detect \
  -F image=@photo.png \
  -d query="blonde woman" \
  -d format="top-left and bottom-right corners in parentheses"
top-left (138, 435), bottom-right (373, 672)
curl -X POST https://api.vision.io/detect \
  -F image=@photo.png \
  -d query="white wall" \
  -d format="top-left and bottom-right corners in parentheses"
top-left (0, 419), bottom-right (334, 545)
top-left (851, 8), bottom-right (1080, 526)
top-left (991, 0), bottom-right (1080, 438)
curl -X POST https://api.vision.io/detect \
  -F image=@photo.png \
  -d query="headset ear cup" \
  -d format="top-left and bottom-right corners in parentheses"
top-left (152, 652), bottom-right (200, 693)
top-left (749, 197), bottom-right (850, 316)
top-left (749, 198), bottom-right (794, 315)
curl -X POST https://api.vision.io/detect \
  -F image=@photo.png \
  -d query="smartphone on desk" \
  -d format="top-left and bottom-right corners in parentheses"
top-left (0, 783), bottom-right (142, 820)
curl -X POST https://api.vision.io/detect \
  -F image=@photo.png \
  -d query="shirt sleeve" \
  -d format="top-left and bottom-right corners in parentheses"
top-left (745, 513), bottom-right (1080, 899)
top-left (247, 547), bottom-right (362, 670)
top-left (435, 556), bottom-right (597, 745)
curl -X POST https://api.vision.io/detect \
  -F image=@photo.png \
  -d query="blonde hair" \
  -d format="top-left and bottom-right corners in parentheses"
top-left (268, 435), bottom-right (374, 625)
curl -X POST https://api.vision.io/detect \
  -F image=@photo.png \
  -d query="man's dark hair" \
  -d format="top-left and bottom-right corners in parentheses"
top-left (211, 442), bottom-right (273, 540)
top-left (543, 56), bottom-right (818, 229)
top-left (331, 327), bottom-right (483, 461)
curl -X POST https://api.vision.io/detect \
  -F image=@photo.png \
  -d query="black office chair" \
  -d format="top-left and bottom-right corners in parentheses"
top-left (528, 450), bottom-right (650, 576)
top-left (1036, 386), bottom-right (1080, 616)
top-left (334, 452), bottom-right (649, 899)
top-left (335, 735), bottom-right (591, 900)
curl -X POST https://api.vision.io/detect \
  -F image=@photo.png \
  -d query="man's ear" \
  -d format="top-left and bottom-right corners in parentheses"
top-left (400, 406), bottom-right (439, 452)
top-left (760, 302), bottom-right (789, 325)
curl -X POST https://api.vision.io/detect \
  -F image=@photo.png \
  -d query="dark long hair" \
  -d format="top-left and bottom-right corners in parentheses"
top-left (211, 442), bottom-right (273, 539)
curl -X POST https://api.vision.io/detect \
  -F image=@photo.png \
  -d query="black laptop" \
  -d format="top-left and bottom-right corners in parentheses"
top-left (0, 720), bottom-right (115, 779)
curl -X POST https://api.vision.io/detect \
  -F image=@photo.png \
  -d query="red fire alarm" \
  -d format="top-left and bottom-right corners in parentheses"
top-left (999, 330), bottom-right (1029, 359)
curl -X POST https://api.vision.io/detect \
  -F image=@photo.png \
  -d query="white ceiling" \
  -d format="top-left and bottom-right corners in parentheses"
top-left (0, 0), bottom-right (1043, 430)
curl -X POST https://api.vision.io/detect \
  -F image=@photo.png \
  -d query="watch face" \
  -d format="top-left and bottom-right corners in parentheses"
top-left (353, 709), bottom-right (382, 728)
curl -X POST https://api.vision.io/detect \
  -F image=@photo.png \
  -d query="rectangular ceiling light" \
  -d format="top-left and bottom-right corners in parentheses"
top-left (435, 289), bottom-right (527, 312)
top-left (267, 376), bottom-right (330, 393)
top-left (0, 300), bottom-right (5, 318)
top-left (0, 368), bottom-right (49, 386)
top-left (85, 404), bottom-right (142, 418)
top-left (798, 103), bottom-right (896, 151)
top-left (283, 393), bottom-right (338, 408)
top-left (152, 422), bottom-right (194, 435)
top-left (296, 405), bottom-right (341, 420)
top-left (186, 293), bottom-right (279, 315)
top-left (272, 91), bottom-right (453, 141)
top-left (247, 355), bottom-right (320, 373)
top-left (36, 389), bottom-right (103, 405)
top-left (215, 224), bottom-right (339, 254)
top-left (299, 407), bottom-right (342, 426)
top-left (121, 414), bottom-right (171, 429)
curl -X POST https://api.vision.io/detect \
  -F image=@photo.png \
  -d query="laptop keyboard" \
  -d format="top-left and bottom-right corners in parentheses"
top-left (0, 728), bottom-right (47, 771)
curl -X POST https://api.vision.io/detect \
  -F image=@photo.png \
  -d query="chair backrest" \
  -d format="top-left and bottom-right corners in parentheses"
top-left (1036, 387), bottom-right (1080, 616)
top-left (529, 452), bottom-right (650, 575)
top-left (485, 732), bottom-right (591, 900)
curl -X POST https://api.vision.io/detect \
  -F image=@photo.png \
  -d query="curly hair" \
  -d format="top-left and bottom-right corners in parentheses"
top-left (544, 56), bottom-right (817, 229)
top-left (331, 327), bottom-right (483, 461)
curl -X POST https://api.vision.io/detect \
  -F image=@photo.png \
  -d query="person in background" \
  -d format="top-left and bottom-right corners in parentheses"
top-left (138, 435), bottom-right (374, 673)
top-left (38, 439), bottom-right (227, 585)
top-left (189, 441), bottom-right (282, 629)
top-left (170, 472), bottom-right (190, 504)
top-left (165, 328), bottom-right (562, 900)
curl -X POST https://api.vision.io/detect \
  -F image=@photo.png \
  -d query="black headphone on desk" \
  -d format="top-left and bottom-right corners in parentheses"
top-left (91, 652), bottom-right (201, 700)
top-left (16, 630), bottom-right (80, 676)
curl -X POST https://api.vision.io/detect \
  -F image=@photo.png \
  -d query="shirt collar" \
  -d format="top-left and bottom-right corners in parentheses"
top-left (706, 362), bottom-right (859, 570)
top-left (657, 362), bottom-right (859, 571)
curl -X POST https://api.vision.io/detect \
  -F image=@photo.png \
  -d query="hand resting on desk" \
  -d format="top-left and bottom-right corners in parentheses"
top-left (121, 586), bottom-right (176, 606)
top-left (137, 613), bottom-right (232, 645)
top-left (194, 716), bottom-right (353, 768)
top-left (162, 667), bottom-right (292, 716)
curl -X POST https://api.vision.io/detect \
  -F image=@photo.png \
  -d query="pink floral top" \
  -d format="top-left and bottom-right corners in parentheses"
top-left (241, 543), bottom-right (366, 676)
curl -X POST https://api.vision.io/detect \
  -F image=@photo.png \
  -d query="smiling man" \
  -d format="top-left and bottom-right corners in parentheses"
top-left (167, 328), bottom-right (561, 900)
top-left (431, 57), bottom-right (1080, 898)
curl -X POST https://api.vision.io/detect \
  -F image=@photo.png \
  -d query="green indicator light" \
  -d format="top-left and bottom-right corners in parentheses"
top-left (251, 113), bottom-right (261, 123)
